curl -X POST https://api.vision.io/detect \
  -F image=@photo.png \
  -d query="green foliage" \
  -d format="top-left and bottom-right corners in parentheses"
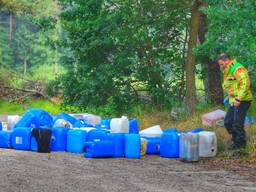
top-left (248, 101), bottom-right (256, 116)
top-left (0, 100), bottom-right (25, 114)
top-left (0, 0), bottom-right (64, 101)
top-left (196, 0), bottom-right (256, 91)
top-left (59, 0), bottom-right (191, 113)
top-left (30, 64), bottom-right (65, 84)
top-left (0, 99), bottom-right (62, 115)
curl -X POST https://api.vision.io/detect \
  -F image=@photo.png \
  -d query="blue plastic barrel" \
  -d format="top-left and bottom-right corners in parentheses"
top-left (53, 113), bottom-right (81, 128)
top-left (67, 129), bottom-right (87, 153)
top-left (30, 137), bottom-right (37, 151)
top-left (0, 131), bottom-right (12, 148)
top-left (129, 119), bottom-right (139, 134)
top-left (125, 134), bottom-right (140, 159)
top-left (110, 133), bottom-right (125, 157)
top-left (0, 121), bottom-right (2, 131)
top-left (14, 112), bottom-right (40, 129)
top-left (14, 109), bottom-right (53, 129)
top-left (51, 127), bottom-right (69, 151)
top-left (143, 137), bottom-right (160, 154)
top-left (86, 129), bottom-right (110, 142)
top-left (11, 128), bottom-right (31, 150)
top-left (28, 108), bottom-right (53, 127)
top-left (160, 131), bottom-right (179, 158)
top-left (84, 140), bottom-right (115, 158)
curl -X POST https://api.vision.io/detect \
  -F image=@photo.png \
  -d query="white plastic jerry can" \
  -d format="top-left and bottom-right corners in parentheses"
top-left (199, 131), bottom-right (217, 157)
top-left (110, 116), bottom-right (129, 133)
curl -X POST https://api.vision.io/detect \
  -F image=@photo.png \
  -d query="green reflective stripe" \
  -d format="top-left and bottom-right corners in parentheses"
top-left (228, 62), bottom-right (243, 76)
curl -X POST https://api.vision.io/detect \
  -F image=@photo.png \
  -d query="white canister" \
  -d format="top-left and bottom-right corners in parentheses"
top-left (199, 131), bottom-right (217, 157)
top-left (110, 116), bottom-right (129, 133)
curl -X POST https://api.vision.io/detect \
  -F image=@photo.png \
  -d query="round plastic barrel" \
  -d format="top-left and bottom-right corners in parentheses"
top-left (11, 127), bottom-right (31, 150)
top-left (14, 112), bottom-right (40, 129)
top-left (67, 129), bottom-right (87, 153)
top-left (53, 113), bottom-right (81, 128)
top-left (110, 133), bottom-right (124, 157)
top-left (51, 127), bottom-right (69, 151)
top-left (86, 129), bottom-right (109, 142)
top-left (0, 131), bottom-right (12, 148)
top-left (28, 108), bottom-right (53, 127)
top-left (129, 119), bottom-right (139, 134)
top-left (160, 132), bottom-right (179, 158)
top-left (125, 134), bottom-right (140, 159)
top-left (143, 137), bottom-right (160, 154)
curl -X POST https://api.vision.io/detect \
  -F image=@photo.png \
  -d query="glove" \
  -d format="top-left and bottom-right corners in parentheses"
top-left (223, 97), bottom-right (229, 105)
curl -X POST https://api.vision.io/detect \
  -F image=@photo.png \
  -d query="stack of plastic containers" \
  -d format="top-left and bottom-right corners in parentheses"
top-left (0, 107), bottom-right (219, 163)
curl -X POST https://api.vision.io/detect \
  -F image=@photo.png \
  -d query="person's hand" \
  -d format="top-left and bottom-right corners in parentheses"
top-left (234, 98), bottom-right (241, 107)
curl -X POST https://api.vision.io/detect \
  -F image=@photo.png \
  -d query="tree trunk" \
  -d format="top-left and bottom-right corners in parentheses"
top-left (9, 12), bottom-right (13, 43)
top-left (198, 11), bottom-right (223, 104)
top-left (24, 57), bottom-right (27, 75)
top-left (185, 0), bottom-right (202, 114)
top-left (180, 22), bottom-right (189, 101)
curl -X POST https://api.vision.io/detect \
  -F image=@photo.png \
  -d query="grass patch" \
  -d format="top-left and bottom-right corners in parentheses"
top-left (0, 100), bottom-right (25, 115)
top-left (0, 99), bottom-right (62, 115)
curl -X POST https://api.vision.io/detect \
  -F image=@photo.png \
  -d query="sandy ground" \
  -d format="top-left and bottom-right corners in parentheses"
top-left (0, 149), bottom-right (255, 192)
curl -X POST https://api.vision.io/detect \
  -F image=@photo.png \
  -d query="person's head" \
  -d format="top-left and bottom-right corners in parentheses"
top-left (217, 53), bottom-right (233, 68)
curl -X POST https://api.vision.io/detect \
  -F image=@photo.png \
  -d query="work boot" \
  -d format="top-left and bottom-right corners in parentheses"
top-left (231, 148), bottom-right (249, 157)
top-left (227, 143), bottom-right (238, 151)
top-left (227, 142), bottom-right (246, 151)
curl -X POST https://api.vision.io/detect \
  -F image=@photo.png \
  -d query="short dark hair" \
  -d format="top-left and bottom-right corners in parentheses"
top-left (217, 53), bottom-right (231, 61)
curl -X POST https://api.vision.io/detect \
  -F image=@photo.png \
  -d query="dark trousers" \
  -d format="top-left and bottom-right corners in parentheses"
top-left (31, 128), bottom-right (52, 153)
top-left (224, 101), bottom-right (251, 147)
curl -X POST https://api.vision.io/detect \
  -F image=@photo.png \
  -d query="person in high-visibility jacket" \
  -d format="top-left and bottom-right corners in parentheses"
top-left (217, 53), bottom-right (253, 150)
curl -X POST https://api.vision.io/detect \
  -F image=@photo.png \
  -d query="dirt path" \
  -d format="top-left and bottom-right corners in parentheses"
top-left (0, 149), bottom-right (255, 192)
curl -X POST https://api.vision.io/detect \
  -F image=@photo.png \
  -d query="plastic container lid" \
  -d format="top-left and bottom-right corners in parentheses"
top-left (139, 125), bottom-right (163, 138)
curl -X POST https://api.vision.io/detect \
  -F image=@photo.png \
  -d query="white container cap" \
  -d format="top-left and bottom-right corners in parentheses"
top-left (198, 131), bottom-right (216, 135)
top-left (79, 127), bottom-right (96, 132)
top-left (139, 125), bottom-right (163, 138)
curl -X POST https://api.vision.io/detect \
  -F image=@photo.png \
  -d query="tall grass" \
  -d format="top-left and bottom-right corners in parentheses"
top-left (0, 99), bottom-right (62, 115)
